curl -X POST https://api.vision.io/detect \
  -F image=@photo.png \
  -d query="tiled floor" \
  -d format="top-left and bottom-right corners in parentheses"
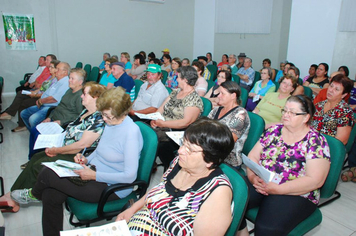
top-left (0, 94), bottom-right (356, 235)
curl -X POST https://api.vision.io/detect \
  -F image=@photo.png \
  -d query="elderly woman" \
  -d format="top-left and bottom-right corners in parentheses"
top-left (151, 66), bottom-right (203, 169)
top-left (0, 82), bottom-right (106, 213)
top-left (11, 87), bottom-right (143, 236)
top-left (0, 60), bottom-right (60, 131)
top-left (303, 63), bottom-right (329, 97)
top-left (165, 57), bottom-right (182, 89)
top-left (120, 52), bottom-right (132, 73)
top-left (208, 81), bottom-right (250, 168)
top-left (117, 118), bottom-right (234, 235)
top-left (192, 60), bottom-right (208, 96)
top-left (246, 67), bottom-right (276, 111)
top-left (161, 54), bottom-right (172, 73)
top-left (205, 70), bottom-right (232, 107)
top-left (253, 74), bottom-right (298, 129)
top-left (129, 54), bottom-right (147, 80)
top-left (312, 74), bottom-right (354, 145)
top-left (238, 95), bottom-right (330, 236)
top-left (99, 57), bottom-right (118, 89)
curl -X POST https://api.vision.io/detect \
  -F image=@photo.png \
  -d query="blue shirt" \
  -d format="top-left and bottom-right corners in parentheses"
top-left (114, 72), bottom-right (135, 94)
top-left (99, 73), bottom-right (116, 86)
top-left (237, 67), bottom-right (255, 86)
top-left (125, 61), bottom-right (132, 70)
top-left (41, 76), bottom-right (70, 106)
top-left (99, 60), bottom-right (105, 70)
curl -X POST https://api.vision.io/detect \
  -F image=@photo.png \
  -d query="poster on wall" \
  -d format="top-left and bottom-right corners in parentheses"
top-left (2, 13), bottom-right (36, 50)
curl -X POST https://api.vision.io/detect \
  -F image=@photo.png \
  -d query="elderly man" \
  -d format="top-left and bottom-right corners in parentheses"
top-left (237, 57), bottom-right (255, 91)
top-left (112, 61), bottom-right (135, 101)
top-left (228, 54), bottom-right (238, 74)
top-left (129, 64), bottom-right (169, 122)
top-left (236, 52), bottom-right (246, 69)
top-left (20, 62), bottom-right (71, 130)
top-left (99, 52), bottom-right (110, 71)
top-left (16, 56), bottom-right (47, 93)
top-left (197, 56), bottom-right (211, 80)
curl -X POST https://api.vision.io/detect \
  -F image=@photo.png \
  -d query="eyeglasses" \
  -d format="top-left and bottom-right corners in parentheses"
top-left (100, 112), bottom-right (116, 120)
top-left (179, 138), bottom-right (203, 155)
top-left (281, 109), bottom-right (306, 117)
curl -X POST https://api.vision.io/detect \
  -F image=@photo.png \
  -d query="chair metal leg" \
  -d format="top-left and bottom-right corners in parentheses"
top-left (318, 191), bottom-right (341, 208)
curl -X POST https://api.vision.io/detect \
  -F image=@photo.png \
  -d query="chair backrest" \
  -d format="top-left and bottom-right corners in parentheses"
top-left (134, 80), bottom-right (144, 99)
top-left (135, 122), bottom-right (158, 186)
top-left (273, 80), bottom-right (280, 91)
top-left (200, 96), bottom-right (212, 117)
top-left (232, 74), bottom-right (240, 84)
top-left (83, 64), bottom-right (92, 79)
top-left (207, 64), bottom-right (218, 81)
top-left (298, 78), bottom-right (303, 85)
top-left (242, 112), bottom-right (265, 156)
top-left (345, 113), bottom-right (356, 153)
top-left (75, 62), bottom-right (83, 68)
top-left (321, 135), bottom-right (345, 198)
top-left (220, 164), bottom-right (249, 236)
top-left (240, 87), bottom-right (248, 108)
top-left (252, 71), bottom-right (261, 88)
top-left (161, 70), bottom-right (168, 85)
top-left (166, 87), bottom-right (172, 94)
top-left (207, 79), bottom-right (216, 92)
top-left (100, 70), bottom-right (107, 80)
top-left (303, 86), bottom-right (313, 98)
top-left (86, 66), bottom-right (99, 82)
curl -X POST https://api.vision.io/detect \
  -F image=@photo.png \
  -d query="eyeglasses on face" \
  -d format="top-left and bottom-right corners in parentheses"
top-left (281, 109), bottom-right (306, 117)
top-left (179, 138), bottom-right (203, 155)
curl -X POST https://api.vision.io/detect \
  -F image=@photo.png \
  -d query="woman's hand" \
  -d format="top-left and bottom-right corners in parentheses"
top-left (249, 92), bottom-right (257, 97)
top-left (116, 208), bottom-right (135, 223)
top-left (45, 147), bottom-right (58, 157)
top-left (150, 120), bottom-right (157, 128)
top-left (74, 165), bottom-right (96, 180)
top-left (74, 153), bottom-right (88, 164)
top-left (150, 119), bottom-right (164, 128)
top-left (250, 175), bottom-right (268, 195)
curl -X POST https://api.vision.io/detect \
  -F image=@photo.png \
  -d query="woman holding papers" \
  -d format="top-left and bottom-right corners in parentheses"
top-left (117, 118), bottom-right (233, 236)
top-left (237, 95), bottom-right (330, 236)
top-left (0, 82), bottom-right (106, 213)
top-left (150, 66), bottom-right (203, 170)
top-left (11, 87), bottom-right (143, 236)
top-left (207, 81), bottom-right (250, 168)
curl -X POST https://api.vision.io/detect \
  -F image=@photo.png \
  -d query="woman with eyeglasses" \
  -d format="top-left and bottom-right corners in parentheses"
top-left (11, 87), bottom-right (143, 236)
top-left (0, 82), bottom-right (106, 213)
top-left (237, 95), bottom-right (330, 236)
top-left (99, 57), bottom-right (118, 89)
top-left (117, 118), bottom-right (234, 236)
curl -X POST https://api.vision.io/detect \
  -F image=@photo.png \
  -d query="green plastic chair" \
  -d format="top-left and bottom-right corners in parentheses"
top-left (166, 87), bottom-right (172, 94)
top-left (86, 66), bottom-right (99, 82)
top-left (207, 79), bottom-right (216, 92)
top-left (252, 71), bottom-right (261, 88)
top-left (220, 164), bottom-right (249, 236)
top-left (161, 70), bottom-right (168, 85)
top-left (83, 64), bottom-right (92, 79)
top-left (134, 80), bottom-right (144, 99)
top-left (75, 62), bottom-right (83, 68)
top-left (207, 64), bottom-right (218, 81)
top-left (273, 80), bottom-right (280, 91)
top-left (240, 87), bottom-right (248, 108)
top-left (298, 78), bottom-right (303, 85)
top-left (303, 86), bottom-right (313, 98)
top-left (242, 112), bottom-right (265, 156)
top-left (232, 74), bottom-right (240, 84)
top-left (65, 121), bottom-right (158, 227)
top-left (246, 134), bottom-right (345, 235)
top-left (201, 96), bottom-right (212, 117)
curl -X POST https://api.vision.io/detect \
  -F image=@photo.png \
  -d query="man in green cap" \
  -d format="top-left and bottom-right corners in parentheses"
top-left (129, 64), bottom-right (169, 122)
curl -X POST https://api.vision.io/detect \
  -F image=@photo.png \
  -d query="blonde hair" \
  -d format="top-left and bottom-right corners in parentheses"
top-left (82, 82), bottom-right (107, 98)
top-left (96, 87), bottom-right (132, 118)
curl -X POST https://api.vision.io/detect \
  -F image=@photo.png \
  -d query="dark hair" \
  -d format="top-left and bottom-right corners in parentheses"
top-left (134, 54), bottom-right (145, 65)
top-left (319, 63), bottom-right (329, 78)
top-left (192, 61), bottom-right (205, 74)
top-left (261, 67), bottom-right (272, 79)
top-left (139, 51), bottom-right (146, 60)
top-left (338, 66), bottom-right (350, 77)
top-left (288, 66), bottom-right (300, 77)
top-left (184, 118), bottom-right (235, 169)
top-left (105, 57), bottom-right (118, 64)
top-left (177, 66), bottom-right (198, 86)
top-left (223, 54), bottom-right (228, 60)
top-left (311, 64), bottom-right (318, 70)
top-left (285, 62), bottom-right (295, 67)
top-left (163, 54), bottom-right (172, 62)
top-left (207, 52), bottom-right (212, 59)
top-left (151, 58), bottom-right (162, 66)
top-left (330, 74), bottom-right (353, 94)
top-left (46, 54), bottom-right (57, 61)
top-left (286, 95), bottom-right (315, 125)
top-left (40, 56), bottom-right (46, 60)
top-left (148, 52), bottom-right (156, 59)
top-left (263, 58), bottom-right (271, 65)
top-left (220, 81), bottom-right (241, 105)
top-left (50, 60), bottom-right (61, 68)
top-left (172, 57), bottom-right (182, 67)
top-left (218, 70), bottom-right (232, 82)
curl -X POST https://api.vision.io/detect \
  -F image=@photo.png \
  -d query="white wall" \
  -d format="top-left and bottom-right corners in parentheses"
top-left (0, 0), bottom-right (195, 93)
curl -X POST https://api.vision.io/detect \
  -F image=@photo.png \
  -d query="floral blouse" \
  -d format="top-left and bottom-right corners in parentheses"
top-left (259, 124), bottom-right (330, 204)
top-left (63, 109), bottom-right (105, 147)
top-left (165, 71), bottom-right (178, 89)
top-left (312, 100), bottom-right (354, 137)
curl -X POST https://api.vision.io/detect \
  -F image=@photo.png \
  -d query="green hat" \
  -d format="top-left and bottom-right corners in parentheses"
top-left (145, 64), bottom-right (161, 73)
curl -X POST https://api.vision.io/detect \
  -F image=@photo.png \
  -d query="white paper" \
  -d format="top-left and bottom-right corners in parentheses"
top-left (253, 94), bottom-right (260, 102)
top-left (166, 131), bottom-right (184, 145)
top-left (60, 220), bottom-right (131, 236)
top-left (134, 112), bottom-right (165, 121)
top-left (34, 132), bottom-right (66, 150)
top-left (42, 162), bottom-right (82, 177)
top-left (36, 122), bottom-right (64, 134)
top-left (21, 90), bottom-right (31, 95)
top-left (242, 153), bottom-right (275, 183)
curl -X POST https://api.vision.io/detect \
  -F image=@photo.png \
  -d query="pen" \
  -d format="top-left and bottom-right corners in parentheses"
top-left (80, 148), bottom-right (86, 164)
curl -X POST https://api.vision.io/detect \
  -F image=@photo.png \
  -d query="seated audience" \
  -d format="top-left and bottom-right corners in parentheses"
top-left (237, 57), bottom-right (255, 91)
top-left (161, 54), bottom-right (172, 73)
top-left (99, 57), bottom-right (118, 89)
top-left (302, 64), bottom-right (318, 83)
top-left (303, 63), bottom-right (329, 97)
top-left (112, 62), bottom-right (135, 101)
top-left (120, 52), bottom-right (132, 73)
top-left (98, 52), bottom-right (110, 71)
top-left (238, 95), bottom-right (330, 236)
top-left (11, 87), bottom-right (143, 236)
top-left (260, 58), bottom-right (276, 81)
top-left (147, 52), bottom-right (156, 62)
top-left (275, 60), bottom-right (288, 82)
top-left (236, 53), bottom-right (246, 69)
top-left (15, 56), bottom-right (47, 92)
top-left (246, 67), bottom-right (275, 111)
top-left (129, 54), bottom-right (147, 80)
top-left (165, 57), bottom-right (181, 89)
top-left (217, 54), bottom-right (229, 71)
top-left (338, 65), bottom-right (349, 77)
top-left (208, 81), bottom-right (250, 168)
top-left (287, 66), bottom-right (304, 95)
top-left (205, 70), bottom-right (232, 107)
top-left (160, 48), bottom-right (170, 62)
top-left (197, 56), bottom-right (211, 80)
top-left (206, 52), bottom-right (214, 65)
top-left (253, 74), bottom-right (298, 129)
top-left (0, 82), bottom-right (106, 213)
top-left (192, 61), bottom-right (208, 96)
top-left (221, 64), bottom-right (232, 73)
top-left (312, 74), bottom-right (354, 145)
top-left (151, 66), bottom-right (203, 169)
top-left (117, 118), bottom-right (234, 236)
top-left (182, 58), bottom-right (190, 66)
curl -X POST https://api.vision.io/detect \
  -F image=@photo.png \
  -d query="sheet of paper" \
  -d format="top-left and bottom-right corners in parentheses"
top-left (42, 162), bottom-right (81, 177)
top-left (21, 90), bottom-right (31, 95)
top-left (60, 220), bottom-right (131, 236)
top-left (36, 122), bottom-right (64, 134)
top-left (166, 131), bottom-right (184, 145)
top-left (34, 132), bottom-right (66, 150)
top-left (242, 153), bottom-right (275, 183)
top-left (253, 94), bottom-right (260, 102)
top-left (55, 160), bottom-right (83, 170)
top-left (134, 112), bottom-right (165, 121)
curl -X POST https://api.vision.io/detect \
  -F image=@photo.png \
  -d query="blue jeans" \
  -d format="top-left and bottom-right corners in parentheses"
top-left (28, 126), bottom-right (44, 160)
top-left (20, 105), bottom-right (51, 130)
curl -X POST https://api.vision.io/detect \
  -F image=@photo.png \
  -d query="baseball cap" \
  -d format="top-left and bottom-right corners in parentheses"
top-left (162, 48), bottom-right (170, 53)
top-left (110, 61), bottom-right (125, 68)
top-left (145, 64), bottom-right (161, 73)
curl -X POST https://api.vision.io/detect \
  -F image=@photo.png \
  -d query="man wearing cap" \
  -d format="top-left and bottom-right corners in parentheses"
top-left (197, 56), bottom-right (211, 80)
top-left (129, 64), bottom-right (169, 122)
top-left (112, 61), bottom-right (135, 101)
top-left (237, 53), bottom-right (246, 69)
top-left (237, 57), bottom-right (255, 91)
top-left (228, 54), bottom-right (238, 74)
top-left (160, 48), bottom-right (170, 62)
